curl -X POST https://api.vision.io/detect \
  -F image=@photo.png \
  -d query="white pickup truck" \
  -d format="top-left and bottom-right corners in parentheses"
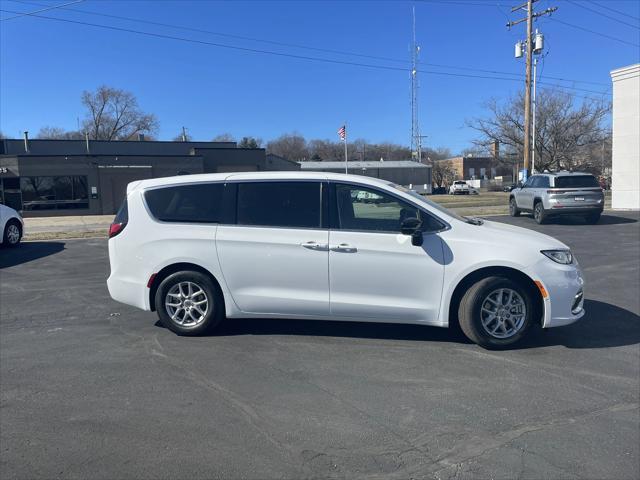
top-left (449, 181), bottom-right (471, 195)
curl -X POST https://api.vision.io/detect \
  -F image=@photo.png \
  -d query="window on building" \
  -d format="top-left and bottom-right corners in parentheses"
top-left (480, 168), bottom-right (486, 178)
top-left (237, 182), bottom-right (321, 229)
top-left (144, 183), bottom-right (224, 223)
top-left (20, 176), bottom-right (89, 210)
top-left (468, 167), bottom-right (475, 178)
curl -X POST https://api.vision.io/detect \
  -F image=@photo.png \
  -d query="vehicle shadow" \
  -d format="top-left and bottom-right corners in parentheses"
top-left (526, 213), bottom-right (639, 226)
top-left (0, 241), bottom-right (65, 269)
top-left (519, 299), bottom-right (640, 349)
top-left (157, 317), bottom-right (472, 344)
top-left (166, 299), bottom-right (639, 350)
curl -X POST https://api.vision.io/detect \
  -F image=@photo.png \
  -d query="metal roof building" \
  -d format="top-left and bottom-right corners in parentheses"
top-left (298, 160), bottom-right (432, 192)
top-left (0, 137), bottom-right (298, 216)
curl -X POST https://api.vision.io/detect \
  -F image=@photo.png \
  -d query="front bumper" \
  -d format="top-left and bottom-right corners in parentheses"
top-left (524, 258), bottom-right (585, 328)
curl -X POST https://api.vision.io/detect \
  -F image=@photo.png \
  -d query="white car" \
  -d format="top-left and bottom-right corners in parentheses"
top-left (0, 203), bottom-right (23, 247)
top-left (449, 181), bottom-right (471, 195)
top-left (107, 172), bottom-right (584, 349)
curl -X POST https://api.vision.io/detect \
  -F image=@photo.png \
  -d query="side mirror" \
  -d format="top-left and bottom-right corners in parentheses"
top-left (518, 182), bottom-right (524, 188)
top-left (400, 217), bottom-right (422, 235)
top-left (411, 231), bottom-right (423, 247)
top-left (400, 217), bottom-right (424, 247)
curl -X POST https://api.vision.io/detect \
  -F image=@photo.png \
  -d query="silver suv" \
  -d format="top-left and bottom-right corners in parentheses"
top-left (509, 172), bottom-right (604, 224)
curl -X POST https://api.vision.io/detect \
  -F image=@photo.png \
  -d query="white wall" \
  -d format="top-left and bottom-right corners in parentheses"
top-left (610, 64), bottom-right (640, 210)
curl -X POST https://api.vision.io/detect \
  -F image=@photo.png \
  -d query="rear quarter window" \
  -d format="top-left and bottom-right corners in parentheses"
top-left (114, 199), bottom-right (128, 224)
top-left (554, 175), bottom-right (599, 188)
top-left (144, 183), bottom-right (224, 223)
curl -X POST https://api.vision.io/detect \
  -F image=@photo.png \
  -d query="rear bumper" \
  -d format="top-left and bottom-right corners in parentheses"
top-left (107, 238), bottom-right (151, 311)
top-left (546, 206), bottom-right (603, 215)
top-left (107, 275), bottom-right (150, 311)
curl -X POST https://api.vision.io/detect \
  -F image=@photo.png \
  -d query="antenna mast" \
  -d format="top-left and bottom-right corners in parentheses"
top-left (410, 7), bottom-right (421, 163)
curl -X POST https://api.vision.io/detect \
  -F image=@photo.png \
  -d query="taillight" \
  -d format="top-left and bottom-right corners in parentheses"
top-left (109, 222), bottom-right (126, 238)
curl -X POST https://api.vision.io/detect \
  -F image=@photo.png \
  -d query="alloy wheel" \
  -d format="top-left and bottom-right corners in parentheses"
top-left (6, 224), bottom-right (20, 244)
top-left (164, 281), bottom-right (209, 327)
top-left (480, 288), bottom-right (527, 339)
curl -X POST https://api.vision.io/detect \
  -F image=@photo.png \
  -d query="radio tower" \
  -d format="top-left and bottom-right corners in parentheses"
top-left (410, 6), bottom-right (421, 163)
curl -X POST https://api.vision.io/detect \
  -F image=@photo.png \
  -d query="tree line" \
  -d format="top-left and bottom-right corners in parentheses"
top-left (4, 84), bottom-right (612, 176)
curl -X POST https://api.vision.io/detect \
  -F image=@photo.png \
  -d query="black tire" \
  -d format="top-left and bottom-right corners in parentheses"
top-left (533, 201), bottom-right (547, 224)
top-left (584, 212), bottom-right (601, 224)
top-left (2, 220), bottom-right (22, 247)
top-left (509, 198), bottom-right (521, 217)
top-left (458, 276), bottom-right (534, 349)
top-left (155, 271), bottom-right (224, 336)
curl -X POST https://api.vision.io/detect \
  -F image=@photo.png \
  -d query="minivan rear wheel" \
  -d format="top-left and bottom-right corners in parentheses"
top-left (458, 276), bottom-right (534, 349)
top-left (155, 271), bottom-right (224, 335)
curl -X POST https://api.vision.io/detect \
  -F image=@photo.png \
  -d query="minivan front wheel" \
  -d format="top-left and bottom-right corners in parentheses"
top-left (3, 221), bottom-right (22, 247)
top-left (458, 276), bottom-right (534, 349)
top-left (155, 271), bottom-right (224, 335)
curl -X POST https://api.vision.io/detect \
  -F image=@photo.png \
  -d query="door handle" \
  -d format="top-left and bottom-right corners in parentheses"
top-left (330, 243), bottom-right (358, 253)
top-left (300, 241), bottom-right (328, 251)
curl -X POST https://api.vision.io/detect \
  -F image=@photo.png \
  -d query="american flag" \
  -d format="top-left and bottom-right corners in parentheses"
top-left (337, 125), bottom-right (346, 141)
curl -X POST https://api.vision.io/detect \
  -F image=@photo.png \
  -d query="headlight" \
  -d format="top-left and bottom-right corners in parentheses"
top-left (541, 249), bottom-right (573, 264)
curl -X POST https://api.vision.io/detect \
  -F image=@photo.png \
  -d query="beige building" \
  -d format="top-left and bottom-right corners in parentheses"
top-left (610, 64), bottom-right (640, 210)
top-left (437, 156), bottom-right (513, 180)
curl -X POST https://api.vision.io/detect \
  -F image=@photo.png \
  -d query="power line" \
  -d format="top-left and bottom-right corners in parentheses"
top-left (546, 16), bottom-right (640, 46)
top-left (0, 0), bottom-right (83, 21)
top-left (0, 7), bottom-right (611, 99)
top-left (584, 0), bottom-right (640, 23)
top-left (5, 0), bottom-right (610, 87)
top-left (566, 0), bottom-right (640, 29)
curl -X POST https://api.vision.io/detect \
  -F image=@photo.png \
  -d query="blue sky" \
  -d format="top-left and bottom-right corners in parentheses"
top-left (1, 0), bottom-right (639, 153)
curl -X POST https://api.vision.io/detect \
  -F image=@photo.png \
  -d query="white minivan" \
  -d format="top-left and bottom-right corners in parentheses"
top-left (107, 172), bottom-right (584, 349)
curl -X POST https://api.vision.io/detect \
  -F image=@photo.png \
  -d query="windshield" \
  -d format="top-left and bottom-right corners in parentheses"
top-left (387, 183), bottom-right (476, 224)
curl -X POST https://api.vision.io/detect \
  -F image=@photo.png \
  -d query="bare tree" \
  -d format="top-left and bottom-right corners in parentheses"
top-left (431, 160), bottom-right (457, 187)
top-left (212, 133), bottom-right (235, 142)
top-left (36, 126), bottom-right (84, 140)
top-left (266, 133), bottom-right (308, 161)
top-left (81, 86), bottom-right (158, 141)
top-left (424, 146), bottom-right (452, 163)
top-left (307, 139), bottom-right (343, 161)
top-left (468, 89), bottom-right (610, 173)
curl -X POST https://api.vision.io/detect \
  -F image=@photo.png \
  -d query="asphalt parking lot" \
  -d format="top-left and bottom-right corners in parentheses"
top-left (1, 212), bottom-right (639, 479)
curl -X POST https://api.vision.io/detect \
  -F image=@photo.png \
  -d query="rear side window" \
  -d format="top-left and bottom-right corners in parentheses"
top-left (145, 183), bottom-right (224, 223)
top-left (554, 175), bottom-right (599, 188)
top-left (530, 176), bottom-right (550, 188)
top-left (114, 199), bottom-right (128, 224)
top-left (236, 182), bottom-right (321, 229)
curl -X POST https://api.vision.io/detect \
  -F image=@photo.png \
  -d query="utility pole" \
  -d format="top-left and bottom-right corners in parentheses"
top-left (508, 0), bottom-right (556, 179)
top-left (532, 56), bottom-right (538, 174)
top-left (410, 6), bottom-right (422, 163)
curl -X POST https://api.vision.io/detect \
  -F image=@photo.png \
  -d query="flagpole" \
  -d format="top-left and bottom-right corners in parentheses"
top-left (343, 121), bottom-right (348, 174)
